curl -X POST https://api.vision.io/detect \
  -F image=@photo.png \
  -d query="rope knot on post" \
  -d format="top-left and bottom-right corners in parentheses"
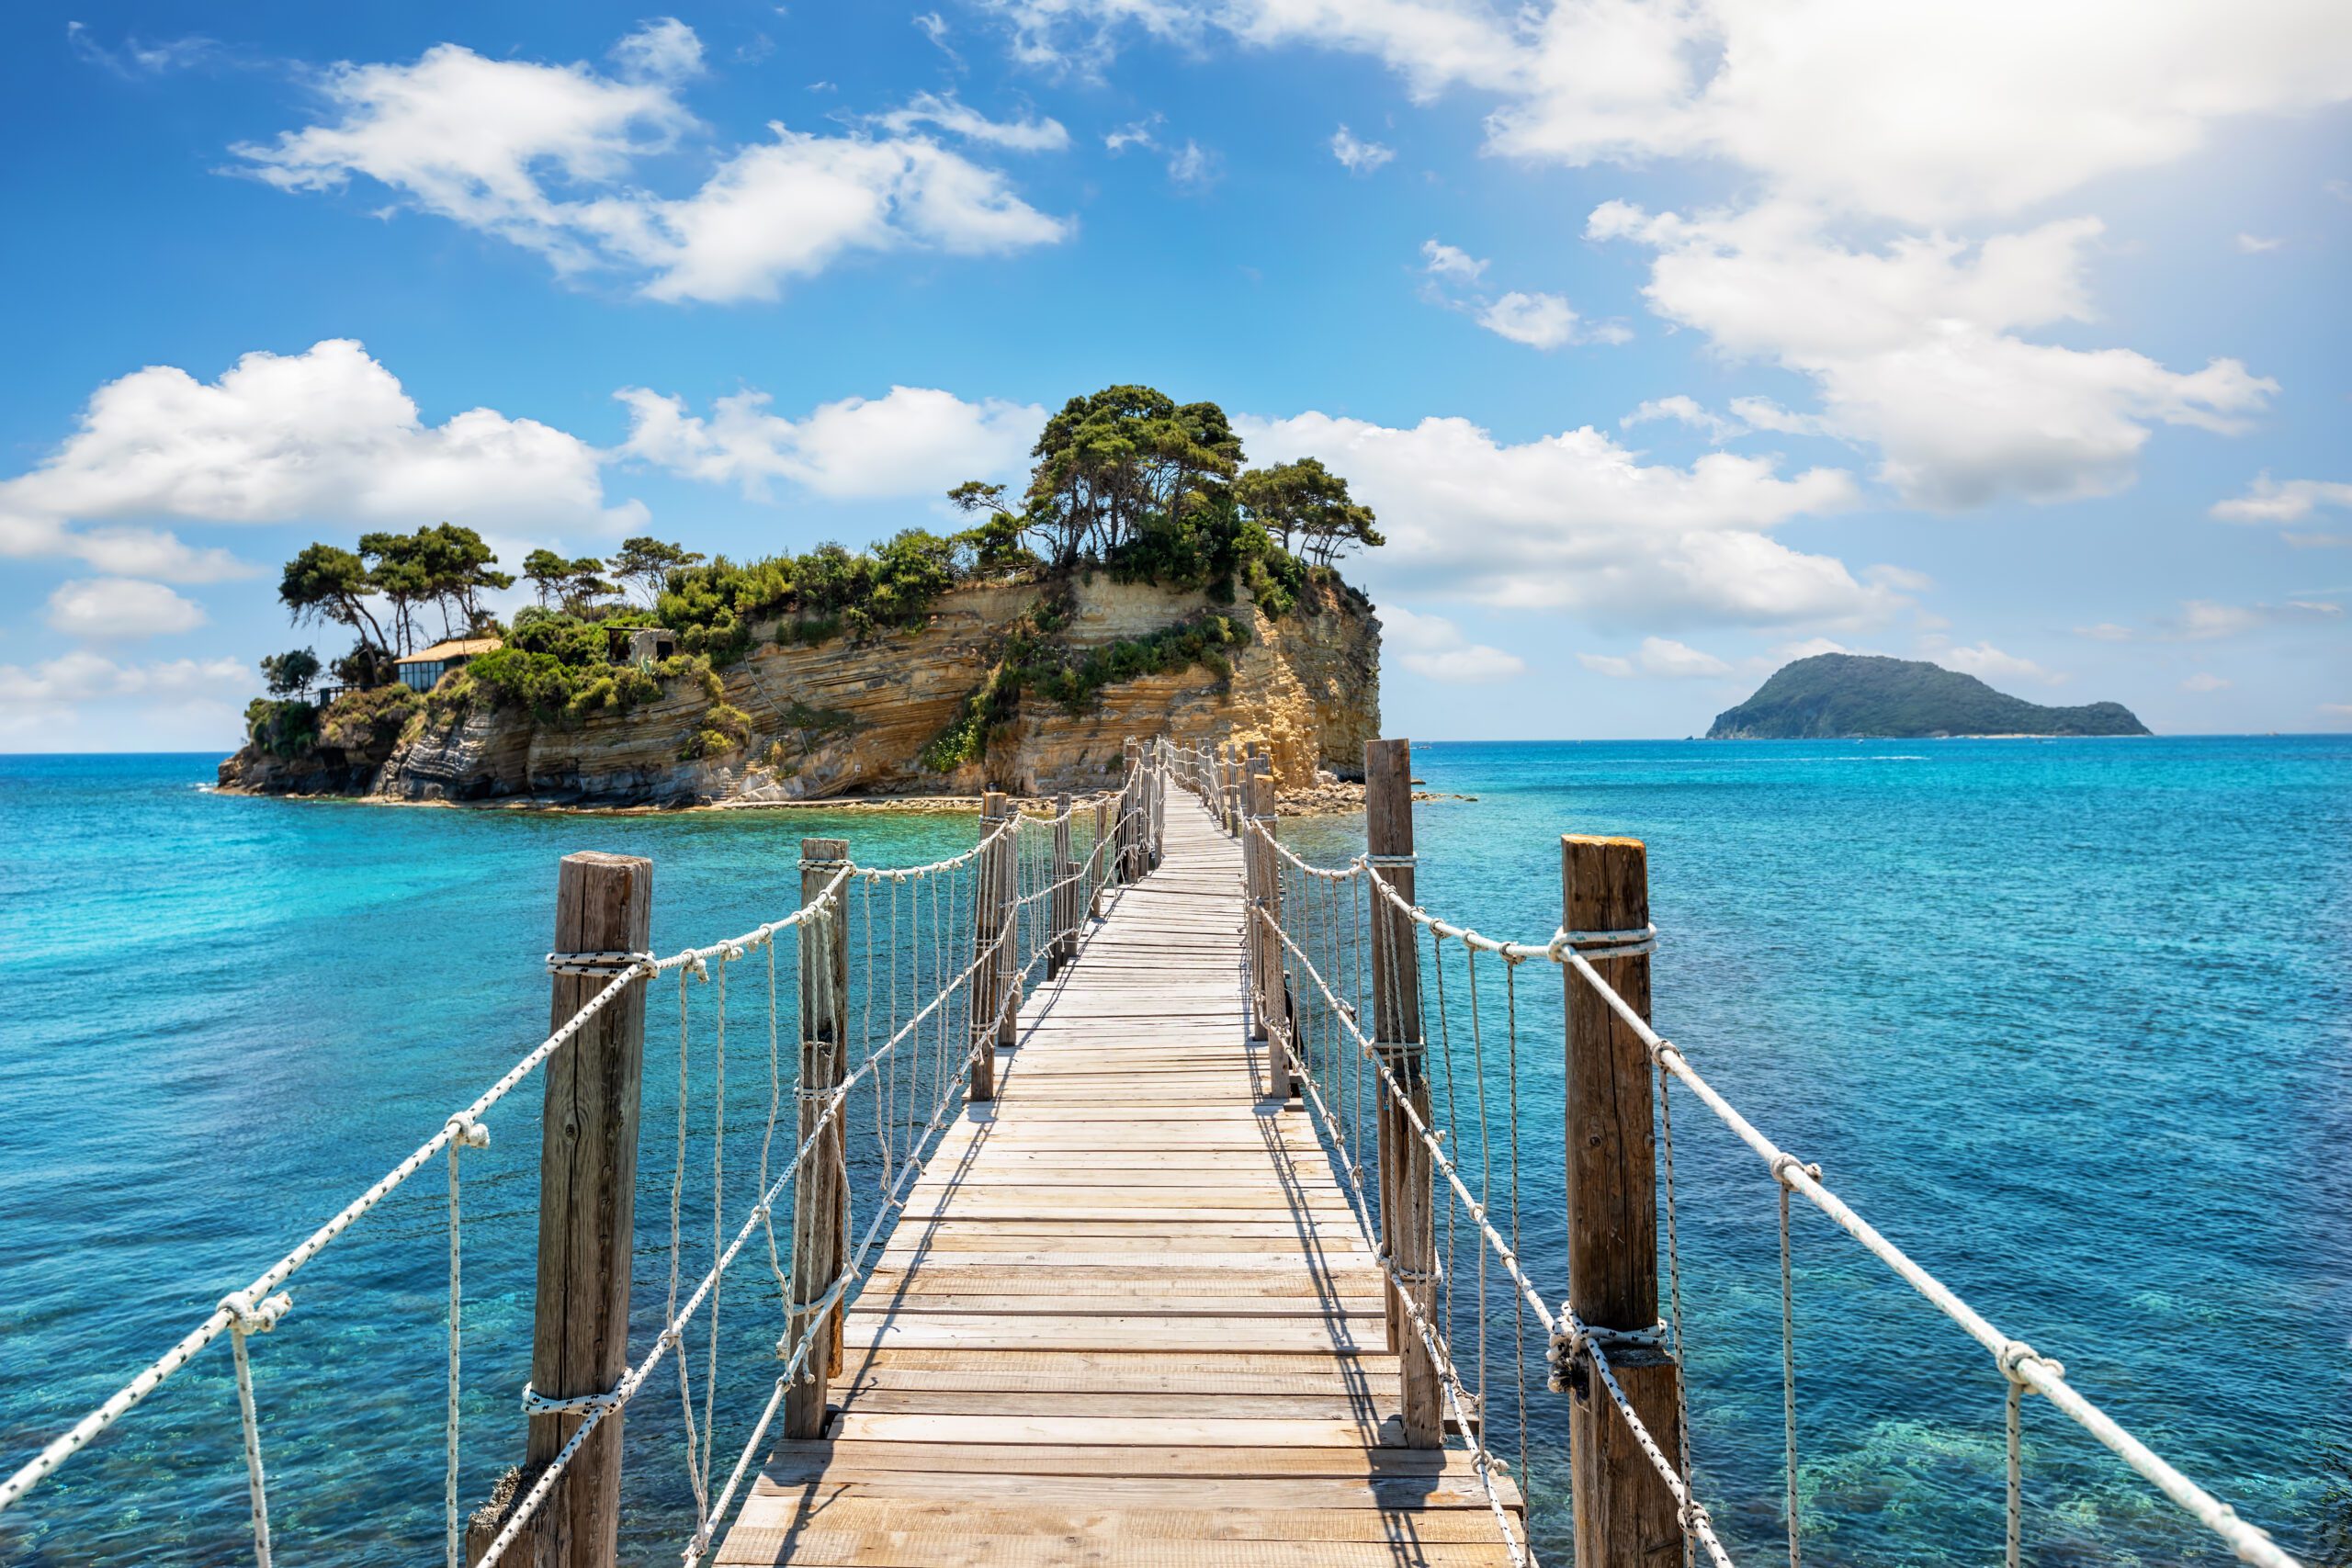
top-left (543, 949), bottom-right (657, 978)
top-left (518, 1382), bottom-right (625, 1417)
top-left (1769, 1152), bottom-right (1822, 1187)
top-left (1546, 1314), bottom-right (1671, 1392)
top-left (1997, 1341), bottom-right (2064, 1387)
top-left (219, 1289), bottom-right (292, 1336)
top-left (1544, 923), bottom-right (1659, 961)
top-left (446, 1114), bottom-right (490, 1151)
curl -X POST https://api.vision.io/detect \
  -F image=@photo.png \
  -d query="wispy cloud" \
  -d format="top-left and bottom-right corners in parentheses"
top-left (1419, 239), bottom-right (1627, 351)
top-left (2077, 599), bottom-right (2344, 641)
top-left (1579, 637), bottom-right (1735, 679)
top-left (66, 21), bottom-right (222, 79)
top-left (1330, 124), bottom-right (1394, 175)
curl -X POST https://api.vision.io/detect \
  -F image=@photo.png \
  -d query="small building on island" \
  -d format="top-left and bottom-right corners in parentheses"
top-left (606, 626), bottom-right (679, 667)
top-left (396, 637), bottom-right (502, 693)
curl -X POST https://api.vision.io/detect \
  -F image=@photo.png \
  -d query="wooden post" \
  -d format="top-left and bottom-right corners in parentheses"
top-left (1091, 797), bottom-right (1110, 917)
top-left (1247, 760), bottom-right (1294, 1105)
top-left (1241, 761), bottom-right (1268, 1047)
top-left (970, 793), bottom-right (1010, 1101)
top-left (524, 852), bottom-right (652, 1568)
top-left (1120, 739), bottom-right (1142, 882)
top-left (1138, 739), bottom-right (1154, 871)
top-left (785, 838), bottom-right (850, 1438)
top-left (1562, 834), bottom-right (1682, 1568)
top-left (1363, 739), bottom-right (1440, 1448)
top-left (1149, 739), bottom-right (1167, 865)
top-left (1050, 791), bottom-right (1076, 977)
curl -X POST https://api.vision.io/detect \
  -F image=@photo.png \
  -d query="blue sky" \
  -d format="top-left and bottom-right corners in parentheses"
top-left (3, 0), bottom-right (2347, 749)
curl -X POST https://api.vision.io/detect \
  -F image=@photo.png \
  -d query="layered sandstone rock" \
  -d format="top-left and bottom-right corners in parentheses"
top-left (223, 576), bottom-right (1378, 807)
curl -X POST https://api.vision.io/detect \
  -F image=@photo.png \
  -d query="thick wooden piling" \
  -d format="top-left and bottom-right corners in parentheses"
top-left (970, 793), bottom-right (1011, 1102)
top-left (1363, 739), bottom-right (1441, 1448)
top-left (1562, 834), bottom-right (1683, 1568)
top-left (523, 852), bottom-right (651, 1568)
top-left (1121, 739), bottom-right (1143, 882)
top-left (1246, 758), bottom-right (1295, 1105)
top-left (1050, 791), bottom-right (1077, 976)
top-left (1091, 797), bottom-right (1110, 917)
top-left (785, 839), bottom-right (851, 1439)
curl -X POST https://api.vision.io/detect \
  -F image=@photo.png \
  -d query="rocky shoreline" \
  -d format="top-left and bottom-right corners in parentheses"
top-left (212, 777), bottom-right (1418, 817)
top-left (220, 578), bottom-right (1380, 809)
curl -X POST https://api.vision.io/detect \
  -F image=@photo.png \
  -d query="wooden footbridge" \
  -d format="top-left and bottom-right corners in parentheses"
top-left (716, 792), bottom-right (1521, 1568)
top-left (0, 738), bottom-right (2303, 1568)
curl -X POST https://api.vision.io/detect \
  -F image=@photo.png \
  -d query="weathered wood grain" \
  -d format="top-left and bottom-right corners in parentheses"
top-left (714, 791), bottom-right (1522, 1568)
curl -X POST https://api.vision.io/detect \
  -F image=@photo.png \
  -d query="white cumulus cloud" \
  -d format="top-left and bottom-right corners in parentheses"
top-left (991, 1), bottom-right (2352, 225)
top-left (232, 23), bottom-right (1070, 304)
top-left (1590, 201), bottom-right (2276, 506)
top-left (0, 339), bottom-right (639, 581)
top-left (617, 384), bottom-right (1044, 501)
top-left (1238, 410), bottom-right (1883, 628)
top-left (1376, 604), bottom-right (1526, 682)
top-left (46, 579), bottom-right (208, 640)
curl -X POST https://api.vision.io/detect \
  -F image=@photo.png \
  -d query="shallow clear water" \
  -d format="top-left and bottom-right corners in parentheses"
top-left (1, 739), bottom-right (2346, 1567)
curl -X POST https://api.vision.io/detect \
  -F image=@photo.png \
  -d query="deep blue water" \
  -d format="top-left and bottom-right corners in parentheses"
top-left (1, 739), bottom-right (2346, 1567)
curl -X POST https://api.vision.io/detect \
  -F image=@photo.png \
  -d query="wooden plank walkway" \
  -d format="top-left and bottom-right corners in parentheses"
top-left (718, 795), bottom-right (1525, 1568)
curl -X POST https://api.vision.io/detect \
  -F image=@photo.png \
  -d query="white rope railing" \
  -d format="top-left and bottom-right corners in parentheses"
top-left (0, 752), bottom-right (1168, 1568)
top-left (1195, 735), bottom-right (2305, 1568)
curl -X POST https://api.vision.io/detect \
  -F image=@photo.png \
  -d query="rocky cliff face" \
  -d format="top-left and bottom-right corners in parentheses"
top-left (220, 576), bottom-right (1379, 807)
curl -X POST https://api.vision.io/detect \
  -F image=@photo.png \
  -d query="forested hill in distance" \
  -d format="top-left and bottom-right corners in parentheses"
top-left (1707, 654), bottom-right (2153, 739)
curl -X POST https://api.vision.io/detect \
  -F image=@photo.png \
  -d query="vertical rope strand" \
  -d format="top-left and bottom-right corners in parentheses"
top-left (445, 1116), bottom-right (487, 1568)
top-left (2007, 1380), bottom-right (2025, 1568)
top-left (228, 1315), bottom-right (274, 1568)
top-left (1660, 1061), bottom-right (1695, 1568)
top-left (1780, 1179), bottom-right (1801, 1568)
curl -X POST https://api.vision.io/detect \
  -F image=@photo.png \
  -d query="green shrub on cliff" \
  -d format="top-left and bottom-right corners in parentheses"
top-left (318, 683), bottom-right (421, 751)
top-left (657, 530), bottom-right (965, 664)
top-left (243, 698), bottom-right (319, 759)
top-left (680, 702), bottom-right (753, 760)
top-left (465, 615), bottom-right (666, 723)
top-left (922, 605), bottom-right (1250, 772)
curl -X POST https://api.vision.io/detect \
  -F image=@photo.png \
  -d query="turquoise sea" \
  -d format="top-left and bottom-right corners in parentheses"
top-left (1, 738), bottom-right (2346, 1567)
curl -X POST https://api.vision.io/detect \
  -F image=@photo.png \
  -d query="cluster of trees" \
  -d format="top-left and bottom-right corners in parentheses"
top-left (520, 537), bottom-right (707, 615)
top-left (948, 386), bottom-right (1381, 577)
top-left (256, 384), bottom-right (1382, 727)
top-left (273, 529), bottom-right (713, 695)
top-left (278, 523), bottom-right (513, 686)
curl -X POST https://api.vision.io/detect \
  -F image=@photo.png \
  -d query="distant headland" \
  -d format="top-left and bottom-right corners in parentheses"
top-left (1708, 653), bottom-right (2151, 739)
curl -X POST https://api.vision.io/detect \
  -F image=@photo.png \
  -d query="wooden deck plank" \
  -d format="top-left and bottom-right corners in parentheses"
top-left (718, 794), bottom-right (1524, 1568)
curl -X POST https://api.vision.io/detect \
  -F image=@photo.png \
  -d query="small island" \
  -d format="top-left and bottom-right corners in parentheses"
top-left (219, 384), bottom-right (1385, 806)
top-left (1708, 653), bottom-right (2151, 739)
